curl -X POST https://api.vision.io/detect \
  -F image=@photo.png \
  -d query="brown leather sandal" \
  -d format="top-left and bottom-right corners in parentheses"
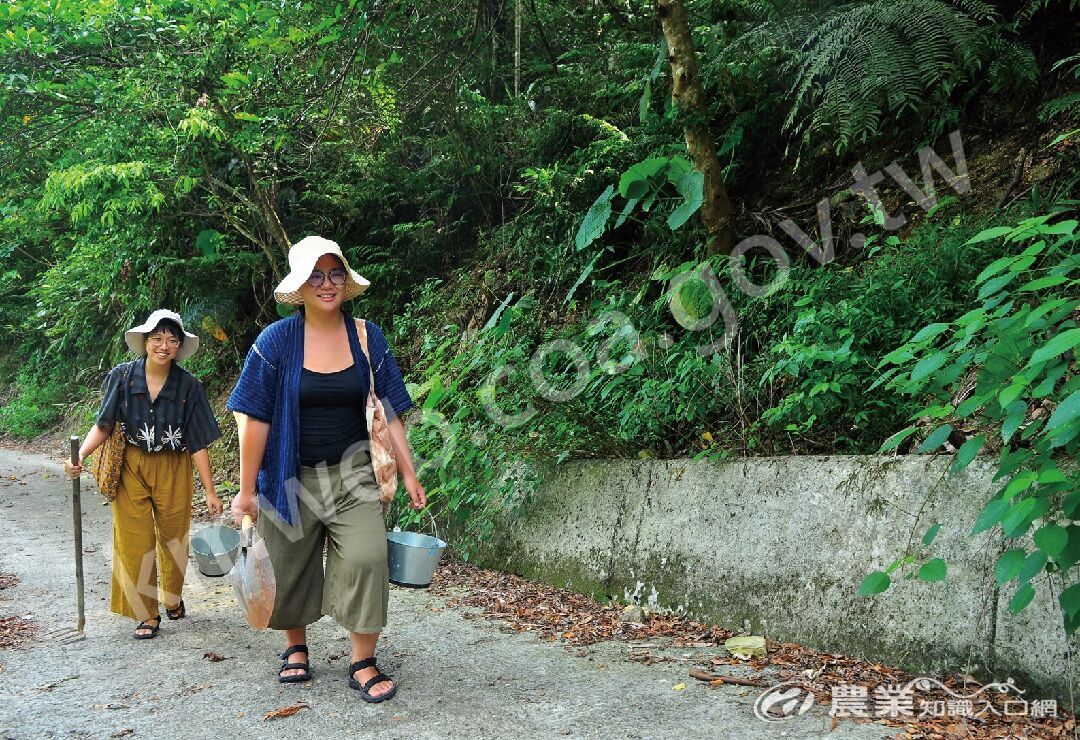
top-left (134, 616), bottom-right (161, 639)
top-left (165, 599), bottom-right (186, 620)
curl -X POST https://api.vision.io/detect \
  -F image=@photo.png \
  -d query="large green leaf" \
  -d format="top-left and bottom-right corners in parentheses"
top-left (1029, 328), bottom-right (1080, 367)
top-left (1046, 389), bottom-right (1080, 433)
top-left (1060, 583), bottom-right (1080, 619)
top-left (879, 426), bottom-right (918, 452)
top-left (994, 548), bottom-right (1026, 585)
top-left (997, 377), bottom-right (1029, 408)
top-left (1059, 526), bottom-right (1080, 571)
top-left (666, 170), bottom-right (704, 231)
top-left (910, 322), bottom-right (951, 343)
top-left (918, 558), bottom-right (946, 582)
top-left (950, 435), bottom-right (984, 474)
top-left (1018, 275), bottom-right (1068, 292)
top-left (1002, 471), bottom-right (1036, 500)
top-left (1000, 497), bottom-right (1050, 538)
top-left (575, 185), bottom-right (614, 251)
top-left (1008, 583), bottom-right (1035, 614)
top-left (910, 351), bottom-right (949, 382)
top-left (971, 498), bottom-right (1010, 534)
top-left (916, 424), bottom-right (953, 453)
top-left (1001, 400), bottom-right (1027, 444)
top-left (1034, 524), bottom-right (1068, 560)
top-left (977, 271), bottom-right (1019, 299)
top-left (1018, 550), bottom-right (1047, 582)
top-left (968, 226), bottom-right (1014, 248)
top-left (858, 571), bottom-right (890, 595)
top-left (618, 158), bottom-right (668, 199)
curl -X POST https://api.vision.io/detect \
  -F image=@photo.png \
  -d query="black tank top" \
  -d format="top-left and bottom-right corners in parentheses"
top-left (298, 365), bottom-right (367, 466)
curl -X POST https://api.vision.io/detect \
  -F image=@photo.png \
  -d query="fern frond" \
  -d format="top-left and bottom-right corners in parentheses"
top-left (1040, 92), bottom-right (1080, 122)
top-left (1014, 0), bottom-right (1080, 28)
top-left (777, 0), bottom-right (1014, 154)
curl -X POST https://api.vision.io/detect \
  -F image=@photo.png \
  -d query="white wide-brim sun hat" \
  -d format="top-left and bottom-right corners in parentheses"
top-left (273, 235), bottom-right (370, 305)
top-left (124, 309), bottom-right (200, 362)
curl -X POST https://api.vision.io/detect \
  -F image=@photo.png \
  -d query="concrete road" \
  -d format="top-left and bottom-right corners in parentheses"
top-left (0, 447), bottom-right (889, 739)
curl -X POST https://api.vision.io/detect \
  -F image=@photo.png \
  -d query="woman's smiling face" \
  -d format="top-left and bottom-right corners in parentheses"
top-left (300, 253), bottom-right (347, 313)
top-left (144, 325), bottom-right (181, 367)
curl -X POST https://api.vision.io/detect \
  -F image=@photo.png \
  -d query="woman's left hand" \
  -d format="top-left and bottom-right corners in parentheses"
top-left (403, 475), bottom-right (426, 510)
top-left (205, 492), bottom-right (223, 518)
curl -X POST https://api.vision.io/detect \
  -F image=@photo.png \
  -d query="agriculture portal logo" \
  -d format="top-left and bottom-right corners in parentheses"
top-left (753, 681), bottom-right (816, 722)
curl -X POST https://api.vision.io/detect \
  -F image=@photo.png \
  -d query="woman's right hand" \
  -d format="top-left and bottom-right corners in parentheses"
top-left (231, 490), bottom-right (259, 526)
top-left (63, 457), bottom-right (84, 479)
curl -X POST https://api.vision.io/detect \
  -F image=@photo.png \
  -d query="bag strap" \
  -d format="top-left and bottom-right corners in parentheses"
top-left (355, 319), bottom-right (377, 409)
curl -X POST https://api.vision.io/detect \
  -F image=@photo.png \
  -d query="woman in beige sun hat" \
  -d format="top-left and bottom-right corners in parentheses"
top-left (227, 235), bottom-right (426, 702)
top-left (64, 309), bottom-right (222, 639)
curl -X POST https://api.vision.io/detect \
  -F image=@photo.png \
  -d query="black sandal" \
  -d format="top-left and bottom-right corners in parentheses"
top-left (165, 599), bottom-right (186, 620)
top-left (133, 617), bottom-right (161, 639)
top-left (348, 657), bottom-right (397, 703)
top-left (278, 644), bottom-right (313, 683)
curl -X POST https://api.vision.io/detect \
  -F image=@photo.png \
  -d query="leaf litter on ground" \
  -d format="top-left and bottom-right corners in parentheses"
top-left (427, 559), bottom-right (1073, 738)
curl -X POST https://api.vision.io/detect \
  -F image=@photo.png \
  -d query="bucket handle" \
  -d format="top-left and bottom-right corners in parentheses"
top-left (423, 508), bottom-right (440, 543)
top-left (392, 508), bottom-right (440, 543)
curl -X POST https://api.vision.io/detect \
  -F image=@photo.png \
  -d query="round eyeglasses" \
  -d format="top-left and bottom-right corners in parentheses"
top-left (307, 268), bottom-right (347, 288)
top-left (148, 335), bottom-right (180, 348)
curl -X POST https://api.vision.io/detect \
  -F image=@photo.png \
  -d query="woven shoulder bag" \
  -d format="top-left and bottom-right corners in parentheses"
top-left (357, 319), bottom-right (398, 504)
top-left (91, 422), bottom-right (126, 502)
top-left (91, 363), bottom-right (129, 502)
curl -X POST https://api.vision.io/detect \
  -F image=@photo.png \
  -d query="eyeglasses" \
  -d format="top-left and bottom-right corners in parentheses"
top-left (307, 268), bottom-right (347, 288)
top-left (148, 335), bottom-right (180, 348)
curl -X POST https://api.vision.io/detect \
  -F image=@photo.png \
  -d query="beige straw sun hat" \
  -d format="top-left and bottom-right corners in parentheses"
top-left (124, 309), bottom-right (200, 362)
top-left (273, 235), bottom-right (370, 305)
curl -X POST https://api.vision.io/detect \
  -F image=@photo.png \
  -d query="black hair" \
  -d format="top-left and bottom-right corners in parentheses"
top-left (148, 318), bottom-right (185, 346)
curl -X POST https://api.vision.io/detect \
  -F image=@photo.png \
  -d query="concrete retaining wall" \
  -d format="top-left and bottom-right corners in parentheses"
top-left (475, 455), bottom-right (1077, 703)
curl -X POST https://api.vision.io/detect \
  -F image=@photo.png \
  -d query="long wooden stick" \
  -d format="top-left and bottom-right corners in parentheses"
top-left (70, 436), bottom-right (85, 633)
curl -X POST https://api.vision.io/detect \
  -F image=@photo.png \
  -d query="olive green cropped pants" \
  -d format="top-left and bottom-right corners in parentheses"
top-left (256, 450), bottom-right (389, 634)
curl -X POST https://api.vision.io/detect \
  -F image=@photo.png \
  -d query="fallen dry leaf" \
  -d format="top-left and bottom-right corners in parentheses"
top-left (672, 682), bottom-right (686, 691)
top-left (264, 701), bottom-right (310, 721)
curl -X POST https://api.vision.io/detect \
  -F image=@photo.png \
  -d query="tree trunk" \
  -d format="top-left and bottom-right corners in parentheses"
top-left (514, 0), bottom-right (522, 96)
top-left (657, 0), bottom-right (735, 254)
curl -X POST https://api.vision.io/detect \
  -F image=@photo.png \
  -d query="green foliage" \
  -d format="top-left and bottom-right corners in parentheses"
top-left (871, 212), bottom-right (1080, 632)
top-left (754, 215), bottom-right (993, 450)
top-left (574, 155), bottom-right (705, 251)
top-left (0, 374), bottom-right (66, 438)
top-left (723, 0), bottom-right (1036, 156)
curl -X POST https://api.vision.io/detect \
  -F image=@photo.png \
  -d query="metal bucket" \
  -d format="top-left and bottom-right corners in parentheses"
top-left (386, 513), bottom-right (446, 588)
top-left (191, 524), bottom-right (241, 577)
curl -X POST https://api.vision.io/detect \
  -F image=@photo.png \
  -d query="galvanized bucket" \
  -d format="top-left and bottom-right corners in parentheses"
top-left (386, 512), bottom-right (446, 588)
top-left (191, 524), bottom-right (241, 577)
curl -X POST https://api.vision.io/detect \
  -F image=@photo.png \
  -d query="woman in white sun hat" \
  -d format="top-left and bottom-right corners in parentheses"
top-left (64, 309), bottom-right (222, 639)
top-left (227, 235), bottom-right (426, 702)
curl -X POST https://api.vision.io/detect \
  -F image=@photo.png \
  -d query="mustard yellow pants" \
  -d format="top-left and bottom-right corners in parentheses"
top-left (110, 445), bottom-right (193, 621)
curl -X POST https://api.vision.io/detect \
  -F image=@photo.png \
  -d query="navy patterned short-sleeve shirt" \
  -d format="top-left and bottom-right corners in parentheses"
top-left (97, 357), bottom-right (221, 453)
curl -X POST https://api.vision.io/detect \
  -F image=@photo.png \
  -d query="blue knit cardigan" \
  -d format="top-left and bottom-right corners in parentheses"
top-left (226, 312), bottom-right (413, 524)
